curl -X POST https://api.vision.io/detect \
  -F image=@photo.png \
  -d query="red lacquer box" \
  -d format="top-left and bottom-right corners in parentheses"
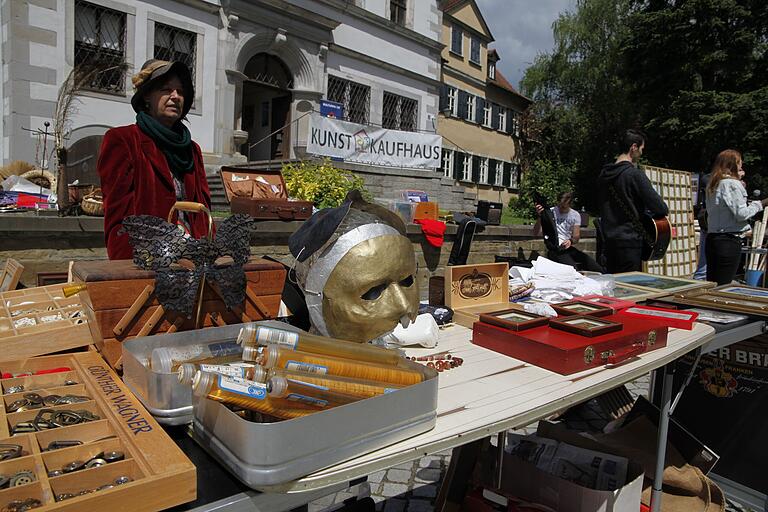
top-left (472, 312), bottom-right (669, 375)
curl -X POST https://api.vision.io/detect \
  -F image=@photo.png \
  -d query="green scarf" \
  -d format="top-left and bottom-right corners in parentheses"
top-left (136, 111), bottom-right (194, 179)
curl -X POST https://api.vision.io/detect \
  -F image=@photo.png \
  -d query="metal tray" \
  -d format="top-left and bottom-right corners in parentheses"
top-left (190, 360), bottom-right (438, 488)
top-left (122, 323), bottom-right (288, 425)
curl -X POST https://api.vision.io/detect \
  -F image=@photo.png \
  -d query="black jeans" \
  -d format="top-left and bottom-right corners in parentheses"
top-left (706, 233), bottom-right (742, 285)
top-left (604, 242), bottom-right (643, 274)
top-left (547, 247), bottom-right (605, 272)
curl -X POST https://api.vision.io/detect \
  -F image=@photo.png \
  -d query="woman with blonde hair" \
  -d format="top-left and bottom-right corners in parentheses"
top-left (705, 149), bottom-right (768, 284)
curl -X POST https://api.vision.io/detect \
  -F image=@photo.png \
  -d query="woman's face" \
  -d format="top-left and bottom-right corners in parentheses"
top-left (737, 160), bottom-right (745, 179)
top-left (146, 76), bottom-right (185, 127)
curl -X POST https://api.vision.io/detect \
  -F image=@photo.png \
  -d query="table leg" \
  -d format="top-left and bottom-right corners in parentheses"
top-left (650, 363), bottom-right (675, 512)
top-left (495, 431), bottom-right (506, 489)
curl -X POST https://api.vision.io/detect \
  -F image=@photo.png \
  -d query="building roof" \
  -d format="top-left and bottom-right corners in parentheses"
top-left (440, 0), bottom-right (493, 41)
top-left (489, 69), bottom-right (532, 104)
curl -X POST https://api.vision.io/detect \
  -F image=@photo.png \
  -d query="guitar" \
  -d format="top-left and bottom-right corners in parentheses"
top-left (640, 215), bottom-right (672, 261)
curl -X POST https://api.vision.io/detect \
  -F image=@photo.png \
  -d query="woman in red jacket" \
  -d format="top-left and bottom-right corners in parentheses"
top-left (97, 59), bottom-right (211, 260)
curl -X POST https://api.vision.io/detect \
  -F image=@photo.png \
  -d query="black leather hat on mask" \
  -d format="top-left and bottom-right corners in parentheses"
top-left (130, 59), bottom-right (194, 119)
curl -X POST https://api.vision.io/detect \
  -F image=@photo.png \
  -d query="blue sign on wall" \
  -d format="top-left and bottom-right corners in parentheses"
top-left (320, 100), bottom-right (344, 120)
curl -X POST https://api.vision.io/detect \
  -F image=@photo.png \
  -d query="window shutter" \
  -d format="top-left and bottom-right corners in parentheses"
top-left (472, 156), bottom-right (481, 183)
top-left (505, 109), bottom-right (514, 134)
top-left (503, 162), bottom-right (512, 187)
top-left (457, 91), bottom-right (468, 119)
top-left (491, 104), bottom-right (500, 130)
top-left (512, 163), bottom-right (521, 188)
top-left (488, 159), bottom-right (498, 185)
top-left (439, 85), bottom-right (448, 113)
top-left (475, 97), bottom-right (485, 124)
top-left (453, 152), bottom-right (464, 180)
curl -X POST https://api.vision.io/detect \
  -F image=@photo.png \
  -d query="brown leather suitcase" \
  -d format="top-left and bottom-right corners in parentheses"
top-left (219, 166), bottom-right (313, 220)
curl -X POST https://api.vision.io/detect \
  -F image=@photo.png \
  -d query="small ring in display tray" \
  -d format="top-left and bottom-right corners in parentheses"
top-left (478, 308), bottom-right (549, 331)
top-left (551, 300), bottom-right (613, 317)
top-left (549, 315), bottom-right (623, 337)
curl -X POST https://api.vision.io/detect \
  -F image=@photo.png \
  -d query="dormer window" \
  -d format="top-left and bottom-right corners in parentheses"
top-left (488, 62), bottom-right (496, 80)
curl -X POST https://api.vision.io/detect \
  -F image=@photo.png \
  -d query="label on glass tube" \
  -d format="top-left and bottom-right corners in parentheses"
top-left (218, 375), bottom-right (267, 399)
top-left (285, 360), bottom-right (328, 374)
top-left (201, 364), bottom-right (244, 378)
top-left (286, 393), bottom-right (329, 407)
top-left (256, 326), bottom-right (299, 349)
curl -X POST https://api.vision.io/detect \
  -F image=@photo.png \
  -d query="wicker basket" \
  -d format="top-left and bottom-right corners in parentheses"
top-left (20, 169), bottom-right (56, 192)
top-left (81, 188), bottom-right (104, 216)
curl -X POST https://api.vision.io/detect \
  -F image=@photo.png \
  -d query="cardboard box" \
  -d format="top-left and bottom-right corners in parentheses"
top-left (499, 423), bottom-right (644, 512)
top-left (444, 263), bottom-right (521, 328)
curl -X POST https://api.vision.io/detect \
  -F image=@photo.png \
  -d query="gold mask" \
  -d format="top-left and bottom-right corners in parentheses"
top-left (322, 235), bottom-right (419, 343)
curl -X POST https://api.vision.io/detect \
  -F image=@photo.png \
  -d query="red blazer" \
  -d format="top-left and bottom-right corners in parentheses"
top-left (97, 124), bottom-right (211, 260)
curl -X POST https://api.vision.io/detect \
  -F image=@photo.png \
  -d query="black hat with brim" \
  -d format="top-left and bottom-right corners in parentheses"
top-left (130, 60), bottom-right (194, 119)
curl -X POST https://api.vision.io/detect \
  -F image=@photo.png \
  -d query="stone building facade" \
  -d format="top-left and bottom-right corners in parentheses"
top-left (437, 0), bottom-right (531, 207)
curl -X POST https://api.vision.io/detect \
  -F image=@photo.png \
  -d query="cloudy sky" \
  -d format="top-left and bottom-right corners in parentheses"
top-left (474, 0), bottom-right (577, 88)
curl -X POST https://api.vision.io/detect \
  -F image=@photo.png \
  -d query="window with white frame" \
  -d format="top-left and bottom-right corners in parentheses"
top-left (495, 161), bottom-right (504, 186)
top-left (451, 25), bottom-right (463, 55)
top-left (483, 102), bottom-right (492, 127)
top-left (479, 158), bottom-right (489, 183)
top-left (470, 37), bottom-right (481, 64)
top-left (466, 95), bottom-right (475, 123)
top-left (512, 111), bottom-right (521, 136)
top-left (462, 154), bottom-right (472, 181)
top-left (390, 0), bottom-right (407, 27)
top-left (498, 108), bottom-right (507, 132)
top-left (327, 76), bottom-right (370, 124)
top-left (489, 62), bottom-right (496, 80)
top-left (74, 0), bottom-right (127, 93)
top-left (154, 23), bottom-right (197, 85)
top-left (447, 87), bottom-right (457, 116)
top-left (383, 92), bottom-right (417, 132)
top-left (441, 149), bottom-right (453, 178)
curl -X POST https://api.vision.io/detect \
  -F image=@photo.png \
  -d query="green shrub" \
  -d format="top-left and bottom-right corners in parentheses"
top-left (282, 159), bottom-right (372, 209)
top-left (510, 158), bottom-right (576, 217)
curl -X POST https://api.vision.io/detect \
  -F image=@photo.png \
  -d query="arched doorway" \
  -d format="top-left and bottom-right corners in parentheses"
top-left (241, 53), bottom-right (293, 161)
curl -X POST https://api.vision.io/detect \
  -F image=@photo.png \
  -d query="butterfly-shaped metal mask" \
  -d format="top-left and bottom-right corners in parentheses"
top-left (120, 214), bottom-right (254, 318)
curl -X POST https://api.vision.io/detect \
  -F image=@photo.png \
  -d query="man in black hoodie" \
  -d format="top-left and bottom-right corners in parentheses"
top-left (597, 130), bottom-right (669, 273)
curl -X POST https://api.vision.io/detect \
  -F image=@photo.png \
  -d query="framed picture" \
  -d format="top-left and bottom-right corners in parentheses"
top-left (479, 308), bottom-right (549, 331)
top-left (671, 291), bottom-right (768, 316)
top-left (552, 300), bottom-right (613, 318)
top-left (549, 316), bottom-right (623, 337)
top-left (620, 305), bottom-right (698, 330)
top-left (613, 272), bottom-right (714, 295)
top-left (612, 284), bottom-right (662, 301)
top-left (709, 285), bottom-right (768, 302)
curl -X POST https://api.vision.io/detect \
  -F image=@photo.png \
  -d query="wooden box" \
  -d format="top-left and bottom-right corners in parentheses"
top-left (0, 351), bottom-right (196, 511)
top-left (472, 312), bottom-right (669, 375)
top-left (220, 166), bottom-right (312, 220)
top-left (444, 263), bottom-right (521, 328)
top-left (0, 284), bottom-right (93, 362)
top-left (72, 258), bottom-right (286, 368)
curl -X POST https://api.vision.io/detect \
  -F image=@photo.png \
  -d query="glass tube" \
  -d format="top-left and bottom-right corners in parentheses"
top-left (192, 371), bottom-right (314, 420)
top-left (267, 376), bottom-right (360, 408)
top-left (243, 345), bottom-right (424, 386)
top-left (237, 324), bottom-right (403, 366)
top-left (177, 362), bottom-right (256, 386)
top-left (263, 368), bottom-right (403, 399)
top-left (151, 342), bottom-right (243, 373)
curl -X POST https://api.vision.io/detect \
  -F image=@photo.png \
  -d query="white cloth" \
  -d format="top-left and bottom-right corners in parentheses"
top-left (551, 206), bottom-right (581, 246)
top-left (510, 256), bottom-right (605, 301)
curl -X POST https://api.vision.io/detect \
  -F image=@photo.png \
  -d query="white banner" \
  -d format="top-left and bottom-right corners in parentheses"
top-left (307, 114), bottom-right (442, 169)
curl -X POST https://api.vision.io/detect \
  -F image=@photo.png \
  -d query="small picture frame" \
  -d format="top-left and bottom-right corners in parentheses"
top-left (710, 285), bottom-right (768, 302)
top-left (550, 316), bottom-right (623, 337)
top-left (620, 305), bottom-right (698, 330)
top-left (479, 308), bottom-right (549, 331)
top-left (552, 300), bottom-right (613, 318)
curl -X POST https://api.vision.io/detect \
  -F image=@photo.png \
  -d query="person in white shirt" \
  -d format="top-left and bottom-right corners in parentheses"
top-left (534, 192), bottom-right (604, 272)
